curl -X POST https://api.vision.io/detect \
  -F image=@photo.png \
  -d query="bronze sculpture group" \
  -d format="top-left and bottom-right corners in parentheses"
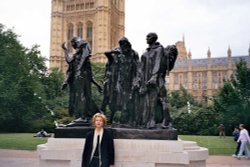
top-left (62, 33), bottom-right (178, 129)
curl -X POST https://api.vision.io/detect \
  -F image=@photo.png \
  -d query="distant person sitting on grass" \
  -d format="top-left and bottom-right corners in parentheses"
top-left (34, 129), bottom-right (51, 137)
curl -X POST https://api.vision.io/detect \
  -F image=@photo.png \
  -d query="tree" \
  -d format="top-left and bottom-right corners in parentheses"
top-left (168, 85), bottom-right (196, 109)
top-left (0, 24), bottom-right (59, 132)
top-left (91, 62), bottom-right (105, 106)
top-left (213, 59), bottom-right (250, 133)
top-left (168, 85), bottom-right (219, 135)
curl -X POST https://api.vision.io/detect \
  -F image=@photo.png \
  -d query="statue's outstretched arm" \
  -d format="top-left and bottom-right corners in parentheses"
top-left (61, 42), bottom-right (74, 63)
top-left (104, 48), bottom-right (120, 63)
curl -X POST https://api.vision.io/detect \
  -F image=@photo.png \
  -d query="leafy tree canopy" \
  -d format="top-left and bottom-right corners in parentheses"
top-left (213, 59), bottom-right (250, 132)
top-left (0, 24), bottom-right (64, 132)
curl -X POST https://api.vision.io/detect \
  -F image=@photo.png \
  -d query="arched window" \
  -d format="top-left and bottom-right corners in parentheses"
top-left (86, 21), bottom-right (93, 48)
top-left (77, 22), bottom-right (83, 38)
top-left (67, 23), bottom-right (74, 52)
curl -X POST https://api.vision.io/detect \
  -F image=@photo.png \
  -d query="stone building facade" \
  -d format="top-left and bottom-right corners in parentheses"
top-left (168, 40), bottom-right (250, 101)
top-left (49, 0), bottom-right (125, 72)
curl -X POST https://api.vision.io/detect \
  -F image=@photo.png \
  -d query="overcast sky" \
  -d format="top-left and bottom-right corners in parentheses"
top-left (1, 0), bottom-right (250, 60)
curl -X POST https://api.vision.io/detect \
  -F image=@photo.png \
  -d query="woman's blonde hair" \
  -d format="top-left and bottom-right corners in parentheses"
top-left (91, 113), bottom-right (107, 127)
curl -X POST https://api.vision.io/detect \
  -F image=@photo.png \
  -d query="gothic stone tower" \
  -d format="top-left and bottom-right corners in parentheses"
top-left (49, 0), bottom-right (125, 72)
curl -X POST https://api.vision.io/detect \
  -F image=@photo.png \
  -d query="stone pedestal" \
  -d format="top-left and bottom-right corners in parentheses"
top-left (37, 138), bottom-right (208, 167)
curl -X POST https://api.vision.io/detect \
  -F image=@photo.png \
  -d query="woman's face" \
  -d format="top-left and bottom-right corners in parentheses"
top-left (95, 116), bottom-right (104, 128)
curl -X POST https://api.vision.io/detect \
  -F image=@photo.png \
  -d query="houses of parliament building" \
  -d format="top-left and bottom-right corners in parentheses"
top-left (49, 0), bottom-right (250, 101)
top-left (169, 40), bottom-right (250, 101)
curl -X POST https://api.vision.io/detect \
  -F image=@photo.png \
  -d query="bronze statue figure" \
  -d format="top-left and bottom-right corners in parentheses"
top-left (116, 37), bottom-right (140, 125)
top-left (138, 32), bottom-right (178, 129)
top-left (61, 37), bottom-right (101, 126)
top-left (139, 32), bottom-right (164, 128)
top-left (100, 45), bottom-right (119, 123)
top-left (101, 37), bottom-right (139, 125)
top-left (158, 45), bottom-right (178, 128)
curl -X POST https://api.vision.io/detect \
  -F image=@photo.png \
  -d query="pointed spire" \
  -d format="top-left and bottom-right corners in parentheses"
top-left (207, 47), bottom-right (211, 58)
top-left (248, 43), bottom-right (250, 56)
top-left (227, 45), bottom-right (232, 57)
top-left (188, 49), bottom-right (192, 59)
top-left (182, 34), bottom-right (185, 44)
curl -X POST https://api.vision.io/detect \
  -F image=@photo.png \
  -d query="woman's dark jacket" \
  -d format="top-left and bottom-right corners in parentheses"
top-left (82, 128), bottom-right (115, 167)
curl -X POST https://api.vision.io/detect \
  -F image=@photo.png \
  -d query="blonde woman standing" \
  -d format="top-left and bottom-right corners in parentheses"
top-left (82, 113), bottom-right (115, 167)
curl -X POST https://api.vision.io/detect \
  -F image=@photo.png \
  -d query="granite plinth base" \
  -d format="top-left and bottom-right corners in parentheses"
top-left (55, 127), bottom-right (177, 140)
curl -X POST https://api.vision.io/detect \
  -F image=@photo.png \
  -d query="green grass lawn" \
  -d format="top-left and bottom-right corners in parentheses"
top-left (0, 133), bottom-right (243, 155)
top-left (179, 135), bottom-right (239, 155)
top-left (0, 133), bottom-right (48, 150)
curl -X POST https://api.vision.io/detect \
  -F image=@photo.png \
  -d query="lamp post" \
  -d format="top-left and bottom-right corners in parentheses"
top-left (187, 101), bottom-right (191, 114)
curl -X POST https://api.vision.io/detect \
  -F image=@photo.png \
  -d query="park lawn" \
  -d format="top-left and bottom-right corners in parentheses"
top-left (179, 135), bottom-right (237, 155)
top-left (0, 133), bottom-right (48, 150)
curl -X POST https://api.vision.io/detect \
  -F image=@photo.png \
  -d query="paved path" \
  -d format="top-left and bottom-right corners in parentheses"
top-left (206, 155), bottom-right (250, 167)
top-left (0, 149), bottom-right (250, 167)
top-left (0, 149), bottom-right (38, 167)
